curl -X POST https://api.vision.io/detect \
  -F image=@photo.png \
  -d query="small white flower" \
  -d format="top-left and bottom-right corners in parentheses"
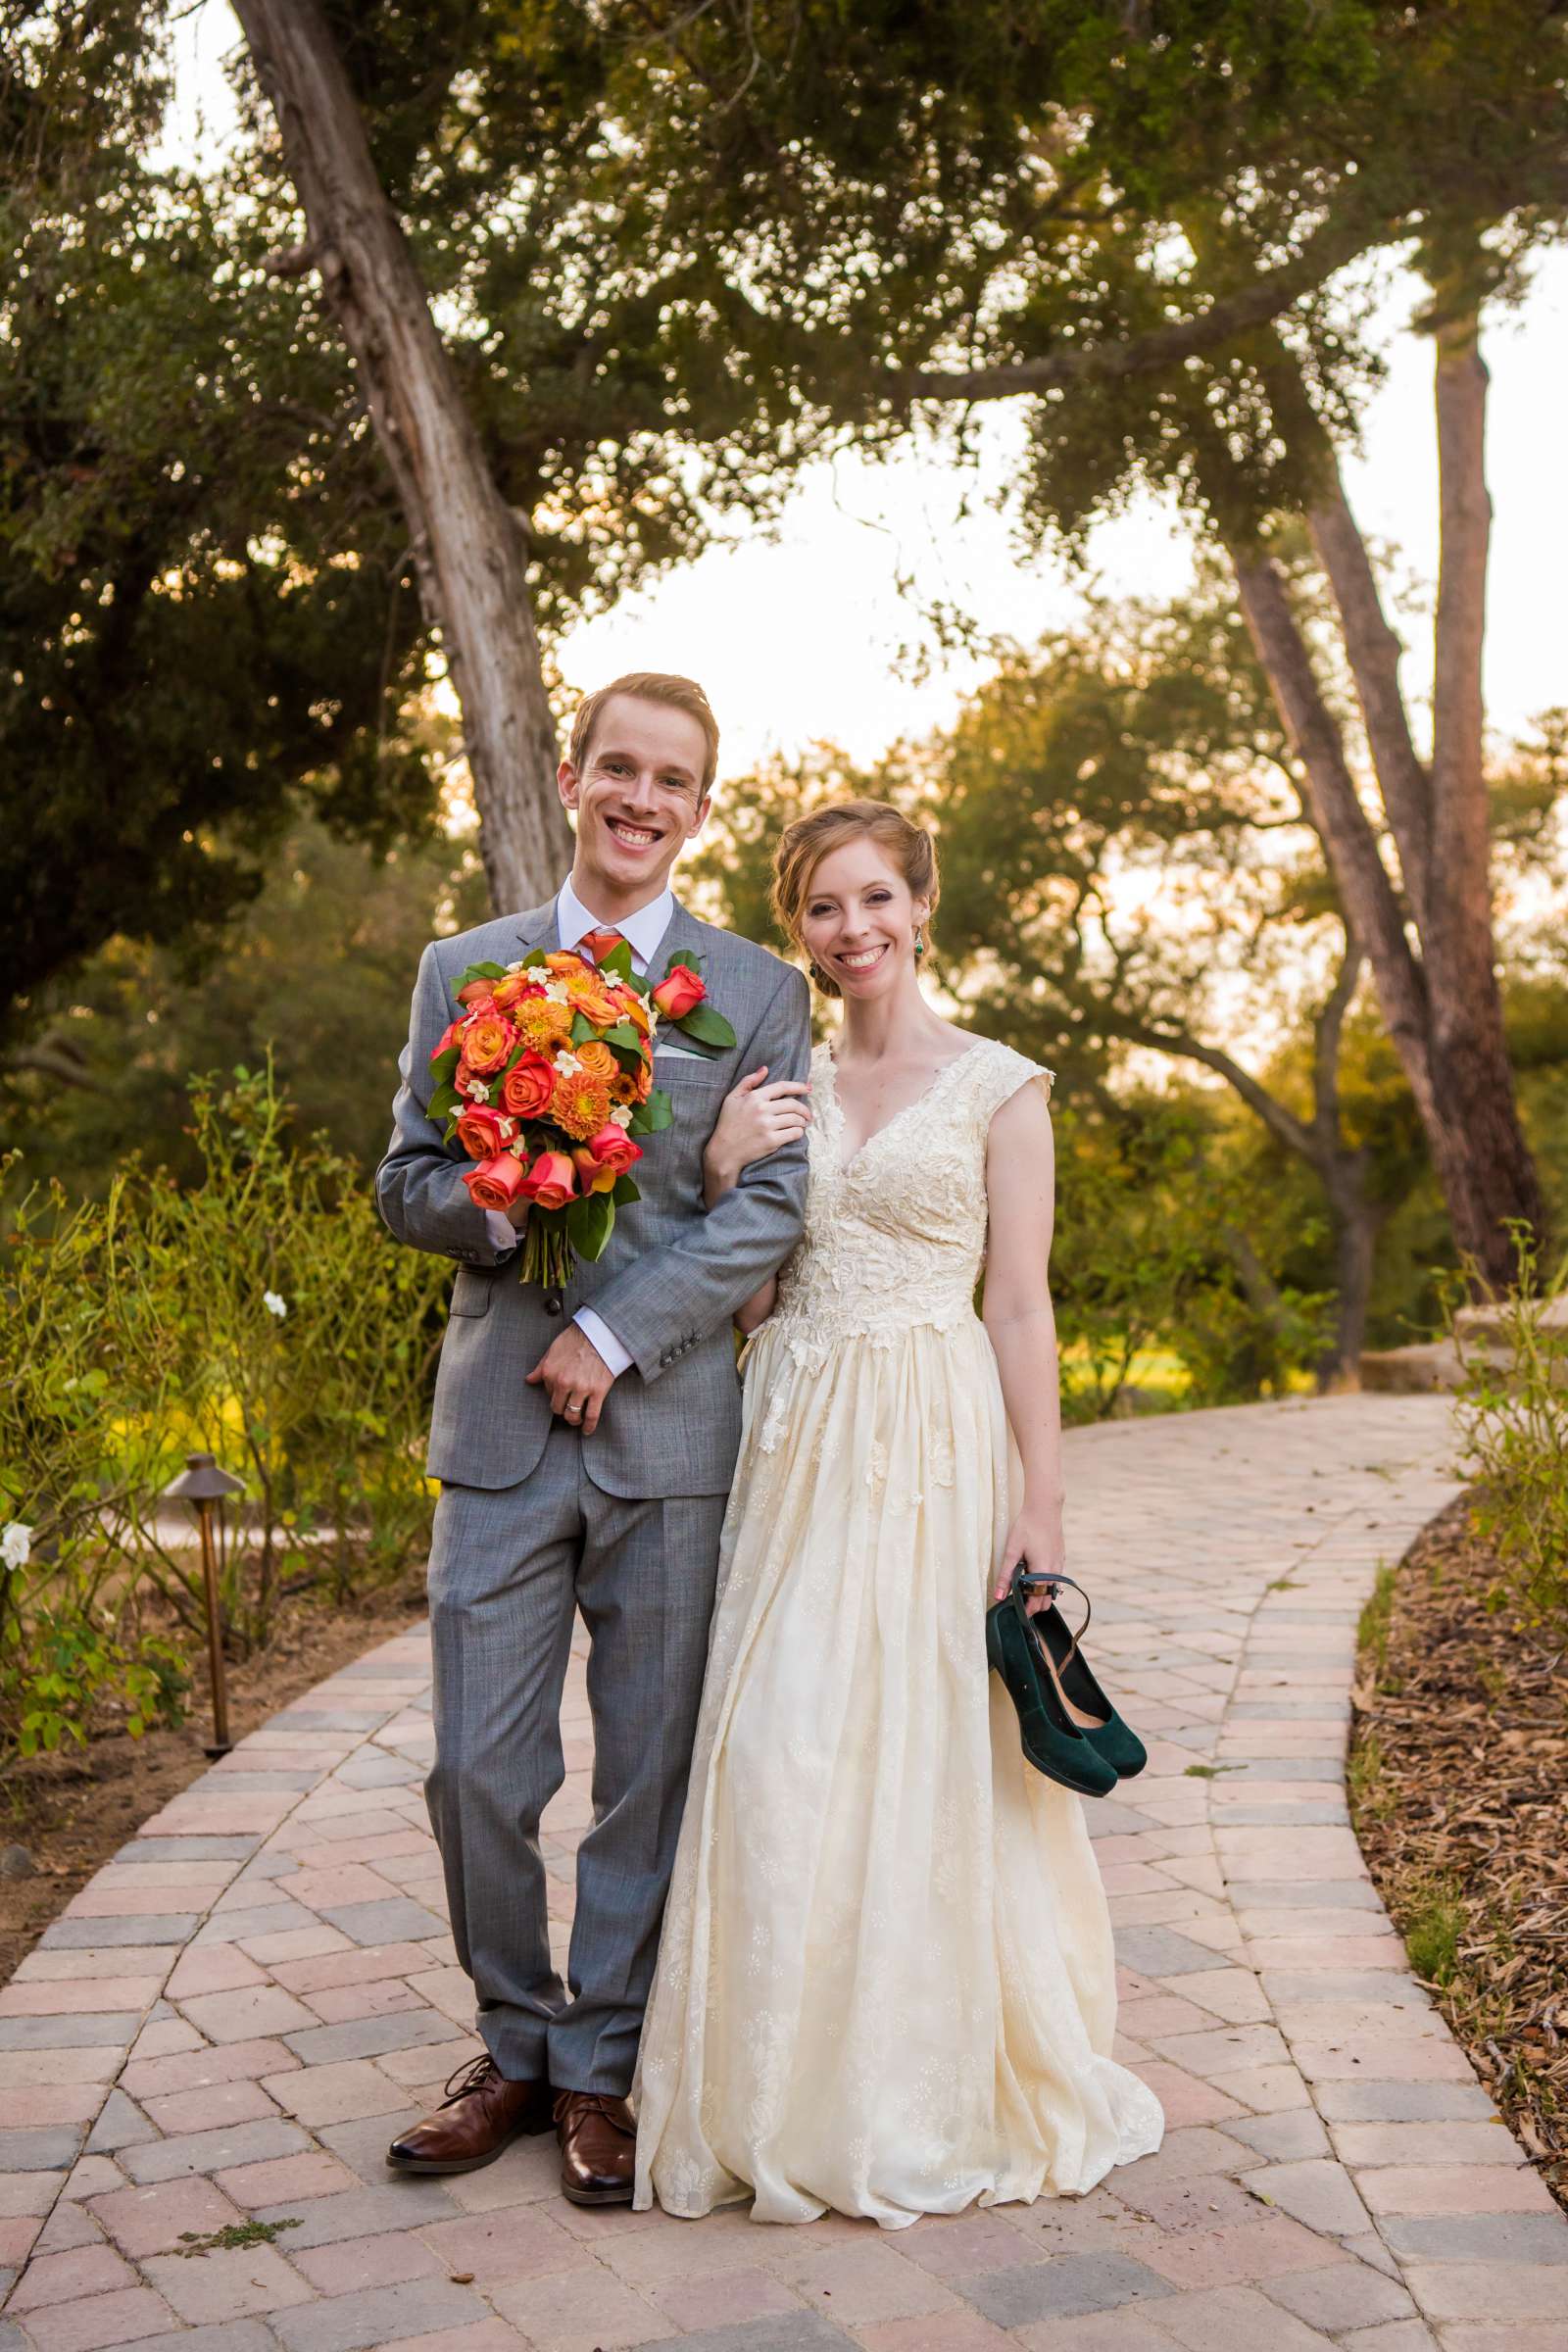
top-left (553, 1050), bottom-right (582, 1077)
top-left (544, 979), bottom-right (570, 1004)
top-left (610, 1104), bottom-right (633, 1130)
top-left (464, 1078), bottom-right (489, 1101)
top-left (497, 1115), bottom-right (516, 1142)
top-left (263, 1291), bottom-right (287, 1320)
top-left (1, 1522), bottom-right (31, 1572)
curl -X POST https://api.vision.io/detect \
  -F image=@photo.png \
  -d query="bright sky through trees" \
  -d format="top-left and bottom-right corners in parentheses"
top-left (166, 2), bottom-right (1567, 773)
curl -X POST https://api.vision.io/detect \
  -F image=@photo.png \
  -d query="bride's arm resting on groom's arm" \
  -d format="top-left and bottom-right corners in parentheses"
top-left (701, 1066), bottom-right (813, 1333)
top-left (982, 1078), bottom-right (1068, 1606)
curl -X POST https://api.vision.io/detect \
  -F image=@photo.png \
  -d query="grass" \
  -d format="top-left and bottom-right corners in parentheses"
top-left (1400, 1874), bottom-right (1468, 1991)
top-left (1356, 1560), bottom-right (1398, 1690)
top-left (1346, 1726), bottom-right (1396, 1823)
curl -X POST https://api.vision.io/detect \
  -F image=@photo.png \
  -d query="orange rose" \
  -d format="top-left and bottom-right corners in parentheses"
top-left (545, 951), bottom-right (585, 974)
top-left (462, 1009), bottom-right (515, 1075)
top-left (572, 1040), bottom-right (618, 1085)
top-left (430, 1017), bottom-right (466, 1063)
top-left (455, 1104), bottom-right (508, 1160)
top-left (500, 1051), bottom-right (557, 1119)
top-left (550, 1070), bottom-right (612, 1141)
top-left (492, 971), bottom-right (546, 1011)
top-left (568, 978), bottom-right (623, 1029)
top-left (651, 963), bottom-right (707, 1020)
top-left (457, 979), bottom-right (497, 1009)
top-left (462, 1152), bottom-right (527, 1213)
top-left (519, 1149), bottom-right (577, 1211)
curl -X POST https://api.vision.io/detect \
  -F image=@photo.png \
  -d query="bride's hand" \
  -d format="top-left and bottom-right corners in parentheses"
top-left (704, 1066), bottom-right (810, 1203)
top-left (994, 1505), bottom-right (1068, 1613)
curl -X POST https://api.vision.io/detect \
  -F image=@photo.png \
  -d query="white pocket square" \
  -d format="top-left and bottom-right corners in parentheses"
top-left (654, 1042), bottom-right (714, 1060)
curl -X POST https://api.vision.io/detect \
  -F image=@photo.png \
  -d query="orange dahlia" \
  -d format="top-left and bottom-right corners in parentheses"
top-left (513, 997), bottom-right (573, 1051)
top-left (551, 1070), bottom-right (612, 1141)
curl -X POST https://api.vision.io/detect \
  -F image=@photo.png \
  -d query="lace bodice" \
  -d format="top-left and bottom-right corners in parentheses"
top-left (767, 1034), bottom-right (1053, 1369)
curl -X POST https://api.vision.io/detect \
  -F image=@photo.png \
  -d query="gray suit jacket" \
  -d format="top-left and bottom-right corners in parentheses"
top-left (376, 895), bottom-right (811, 1498)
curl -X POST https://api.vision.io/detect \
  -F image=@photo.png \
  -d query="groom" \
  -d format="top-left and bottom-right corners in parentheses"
top-left (376, 672), bottom-right (810, 2203)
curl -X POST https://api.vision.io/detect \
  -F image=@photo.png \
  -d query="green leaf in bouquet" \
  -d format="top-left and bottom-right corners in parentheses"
top-left (457, 960), bottom-right (509, 986)
top-left (663, 948), bottom-right (707, 977)
top-left (628, 1087), bottom-right (673, 1136)
top-left (619, 964), bottom-right (651, 996)
top-left (429, 1046), bottom-right (461, 1083)
top-left (520, 947), bottom-right (550, 968)
top-left (604, 1020), bottom-right (643, 1052)
top-left (600, 939), bottom-right (635, 982)
top-left (609, 1040), bottom-right (645, 1077)
top-left (567, 1189), bottom-right (615, 1260)
top-left (676, 1003), bottom-right (736, 1050)
top-left (570, 1010), bottom-right (596, 1044)
top-left (611, 1174), bottom-right (642, 1206)
top-left (427, 1082), bottom-right (461, 1122)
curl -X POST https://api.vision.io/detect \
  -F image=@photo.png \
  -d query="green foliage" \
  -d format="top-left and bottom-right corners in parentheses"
top-left (1357, 1562), bottom-right (1399, 1690)
top-left (0, 1063), bottom-right (449, 1761)
top-left (1401, 1874), bottom-right (1468, 1991)
top-left (0, 822), bottom-right (488, 1197)
top-left (1446, 1228), bottom-right (1568, 1633)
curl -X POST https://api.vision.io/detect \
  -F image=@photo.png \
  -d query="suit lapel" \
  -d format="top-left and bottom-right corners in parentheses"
top-left (650, 897), bottom-right (710, 979)
top-left (515, 897), bottom-right (563, 956)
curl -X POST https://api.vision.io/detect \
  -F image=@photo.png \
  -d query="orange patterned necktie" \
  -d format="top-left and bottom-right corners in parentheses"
top-left (576, 927), bottom-right (625, 966)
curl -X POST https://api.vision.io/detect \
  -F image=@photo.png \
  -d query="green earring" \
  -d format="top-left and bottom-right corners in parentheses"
top-left (914, 930), bottom-right (925, 960)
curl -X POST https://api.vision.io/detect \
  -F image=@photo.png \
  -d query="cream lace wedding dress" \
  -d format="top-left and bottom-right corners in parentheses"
top-left (633, 1035), bottom-right (1163, 2229)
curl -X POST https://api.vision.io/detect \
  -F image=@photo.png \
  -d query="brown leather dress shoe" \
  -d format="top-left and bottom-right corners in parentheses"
top-left (556, 2087), bottom-right (636, 2206)
top-left (387, 2053), bottom-right (553, 2175)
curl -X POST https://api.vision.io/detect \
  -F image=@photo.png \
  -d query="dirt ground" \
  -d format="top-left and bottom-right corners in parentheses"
top-left (1349, 1490), bottom-right (1568, 2214)
top-left (0, 1587), bottom-right (427, 1986)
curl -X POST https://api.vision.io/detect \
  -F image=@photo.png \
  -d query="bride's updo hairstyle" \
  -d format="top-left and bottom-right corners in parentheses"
top-left (771, 800), bottom-right (940, 997)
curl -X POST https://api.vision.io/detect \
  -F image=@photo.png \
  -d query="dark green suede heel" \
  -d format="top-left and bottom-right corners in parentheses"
top-left (986, 1575), bottom-right (1118, 1798)
top-left (1031, 1595), bottom-right (1148, 1781)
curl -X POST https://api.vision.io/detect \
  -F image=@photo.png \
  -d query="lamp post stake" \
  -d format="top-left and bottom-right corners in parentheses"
top-left (164, 1452), bottom-right (246, 1762)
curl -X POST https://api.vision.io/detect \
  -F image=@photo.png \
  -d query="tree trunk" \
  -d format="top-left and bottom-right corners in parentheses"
top-left (1306, 468), bottom-right (1433, 926)
top-left (1424, 305), bottom-right (1547, 1283)
top-left (1318, 1161), bottom-right (1384, 1390)
top-left (230, 0), bottom-right (570, 913)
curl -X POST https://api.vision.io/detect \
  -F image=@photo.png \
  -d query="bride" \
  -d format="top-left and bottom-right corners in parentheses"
top-left (633, 799), bottom-right (1163, 2229)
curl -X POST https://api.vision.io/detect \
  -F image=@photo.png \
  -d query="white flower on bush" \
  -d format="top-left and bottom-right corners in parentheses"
top-left (1, 1522), bottom-right (31, 1571)
top-left (263, 1291), bottom-right (287, 1320)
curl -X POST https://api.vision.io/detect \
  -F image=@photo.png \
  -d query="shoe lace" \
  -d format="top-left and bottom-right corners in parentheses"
top-left (440, 2053), bottom-right (500, 2107)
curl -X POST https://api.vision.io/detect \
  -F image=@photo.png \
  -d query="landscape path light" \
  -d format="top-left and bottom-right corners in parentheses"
top-left (163, 1451), bottom-right (245, 1758)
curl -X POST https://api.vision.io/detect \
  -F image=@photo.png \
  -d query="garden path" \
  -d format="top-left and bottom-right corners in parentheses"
top-left (6, 1392), bottom-right (1566, 2352)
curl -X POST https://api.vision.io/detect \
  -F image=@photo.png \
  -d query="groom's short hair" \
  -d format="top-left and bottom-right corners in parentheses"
top-left (568, 672), bottom-right (720, 798)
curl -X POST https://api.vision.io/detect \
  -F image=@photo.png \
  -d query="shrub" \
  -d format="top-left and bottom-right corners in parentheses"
top-left (0, 1064), bottom-right (449, 1758)
top-left (1446, 1225), bottom-right (1568, 1633)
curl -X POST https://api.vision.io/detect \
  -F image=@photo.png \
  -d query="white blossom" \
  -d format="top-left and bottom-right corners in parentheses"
top-left (1, 1522), bottom-right (30, 1572)
top-left (263, 1291), bottom-right (287, 1320)
top-left (553, 1050), bottom-right (582, 1077)
top-left (464, 1078), bottom-right (489, 1102)
top-left (610, 1104), bottom-right (634, 1130)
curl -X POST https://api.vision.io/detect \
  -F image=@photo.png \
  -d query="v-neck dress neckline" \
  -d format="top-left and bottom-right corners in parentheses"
top-left (817, 1038), bottom-right (985, 1177)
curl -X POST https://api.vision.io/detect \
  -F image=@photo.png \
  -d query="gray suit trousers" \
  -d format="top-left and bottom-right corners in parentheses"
top-left (425, 1425), bottom-right (726, 2095)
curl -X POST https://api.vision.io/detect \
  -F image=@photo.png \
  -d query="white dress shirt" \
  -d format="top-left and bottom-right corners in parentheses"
top-left (485, 879), bottom-right (675, 1380)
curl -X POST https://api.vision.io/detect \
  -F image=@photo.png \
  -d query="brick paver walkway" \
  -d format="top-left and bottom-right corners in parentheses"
top-left (5, 1392), bottom-right (1566, 2352)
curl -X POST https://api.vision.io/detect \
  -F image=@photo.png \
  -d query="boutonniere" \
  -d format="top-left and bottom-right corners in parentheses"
top-left (648, 951), bottom-right (737, 1056)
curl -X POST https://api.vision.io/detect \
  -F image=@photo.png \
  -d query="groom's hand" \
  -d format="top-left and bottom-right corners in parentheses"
top-left (526, 1326), bottom-right (616, 1436)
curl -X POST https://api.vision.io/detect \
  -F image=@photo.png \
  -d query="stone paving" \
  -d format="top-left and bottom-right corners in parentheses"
top-left (5, 1391), bottom-right (1567, 2352)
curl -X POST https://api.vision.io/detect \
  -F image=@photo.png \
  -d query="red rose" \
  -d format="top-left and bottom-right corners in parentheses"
top-left (583, 1121), bottom-right (643, 1179)
top-left (462, 1152), bottom-right (527, 1213)
top-left (463, 1010), bottom-right (516, 1075)
top-left (430, 1017), bottom-right (466, 1063)
top-left (455, 1104), bottom-right (507, 1160)
top-left (500, 1051), bottom-right (557, 1120)
top-left (519, 1149), bottom-right (578, 1212)
top-left (651, 962), bottom-right (707, 1021)
top-left (572, 1123), bottom-right (643, 1197)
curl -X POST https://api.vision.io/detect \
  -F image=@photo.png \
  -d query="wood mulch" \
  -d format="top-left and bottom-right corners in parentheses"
top-left (1349, 1489), bottom-right (1568, 2214)
top-left (0, 1586), bottom-right (427, 1986)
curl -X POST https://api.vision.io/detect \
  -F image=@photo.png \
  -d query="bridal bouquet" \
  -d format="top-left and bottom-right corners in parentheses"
top-left (426, 940), bottom-right (733, 1291)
